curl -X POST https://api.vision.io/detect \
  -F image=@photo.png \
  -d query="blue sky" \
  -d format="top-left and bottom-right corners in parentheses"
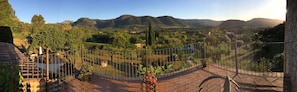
top-left (9, 0), bottom-right (286, 23)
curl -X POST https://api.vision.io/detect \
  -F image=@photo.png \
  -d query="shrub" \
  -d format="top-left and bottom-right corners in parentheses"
top-left (0, 64), bottom-right (23, 91)
top-left (78, 64), bottom-right (93, 81)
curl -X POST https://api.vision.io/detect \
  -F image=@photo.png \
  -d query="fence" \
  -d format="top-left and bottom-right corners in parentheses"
top-left (205, 41), bottom-right (284, 77)
top-left (15, 41), bottom-right (284, 91)
top-left (81, 43), bottom-right (205, 81)
top-left (20, 50), bottom-right (74, 80)
top-left (18, 41), bottom-right (284, 82)
top-left (19, 50), bottom-right (75, 91)
top-left (79, 41), bottom-right (283, 81)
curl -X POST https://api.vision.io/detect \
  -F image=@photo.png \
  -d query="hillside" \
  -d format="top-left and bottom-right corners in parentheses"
top-left (73, 15), bottom-right (188, 29)
top-left (72, 15), bottom-right (284, 30)
top-left (247, 18), bottom-right (284, 28)
top-left (218, 18), bottom-right (283, 33)
top-left (180, 19), bottom-right (222, 29)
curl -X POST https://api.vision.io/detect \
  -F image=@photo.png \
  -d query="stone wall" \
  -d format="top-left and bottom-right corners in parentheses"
top-left (285, 0), bottom-right (297, 91)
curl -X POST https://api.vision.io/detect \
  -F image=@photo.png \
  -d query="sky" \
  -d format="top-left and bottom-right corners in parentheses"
top-left (9, 0), bottom-right (286, 23)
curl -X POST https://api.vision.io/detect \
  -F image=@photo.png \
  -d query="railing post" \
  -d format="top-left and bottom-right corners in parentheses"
top-left (81, 44), bottom-right (83, 64)
top-left (203, 38), bottom-right (206, 60)
top-left (46, 48), bottom-right (49, 80)
top-left (145, 46), bottom-right (148, 74)
top-left (234, 37), bottom-right (238, 75)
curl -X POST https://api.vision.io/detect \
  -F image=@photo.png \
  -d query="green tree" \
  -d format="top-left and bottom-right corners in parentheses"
top-left (253, 23), bottom-right (284, 72)
top-left (254, 23), bottom-right (284, 61)
top-left (165, 38), bottom-right (182, 47)
top-left (65, 27), bottom-right (84, 50)
top-left (111, 31), bottom-right (134, 49)
top-left (0, 0), bottom-right (18, 27)
top-left (206, 28), bottom-right (231, 45)
top-left (16, 22), bottom-right (29, 32)
top-left (146, 21), bottom-right (155, 46)
top-left (31, 25), bottom-right (66, 51)
top-left (129, 35), bottom-right (140, 44)
top-left (31, 14), bottom-right (45, 33)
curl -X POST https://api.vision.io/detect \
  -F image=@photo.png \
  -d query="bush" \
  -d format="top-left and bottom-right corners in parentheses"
top-left (78, 64), bottom-right (93, 81)
top-left (0, 64), bottom-right (23, 92)
top-left (249, 57), bottom-right (271, 72)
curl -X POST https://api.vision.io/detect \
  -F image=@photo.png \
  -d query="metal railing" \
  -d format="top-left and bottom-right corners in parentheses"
top-left (205, 41), bottom-right (284, 77)
top-left (81, 43), bottom-right (204, 81)
top-left (15, 41), bottom-right (284, 91)
top-left (20, 50), bottom-right (74, 80)
top-left (18, 41), bottom-right (284, 82)
top-left (77, 41), bottom-right (285, 80)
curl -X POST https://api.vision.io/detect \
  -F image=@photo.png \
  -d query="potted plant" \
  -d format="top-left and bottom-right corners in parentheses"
top-left (143, 72), bottom-right (157, 92)
top-left (201, 59), bottom-right (208, 67)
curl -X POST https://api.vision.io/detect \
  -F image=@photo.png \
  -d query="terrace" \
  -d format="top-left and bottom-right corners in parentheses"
top-left (0, 42), bottom-right (288, 92)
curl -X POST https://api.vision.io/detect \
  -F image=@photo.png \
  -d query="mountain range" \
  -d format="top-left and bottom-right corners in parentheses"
top-left (71, 15), bottom-right (284, 30)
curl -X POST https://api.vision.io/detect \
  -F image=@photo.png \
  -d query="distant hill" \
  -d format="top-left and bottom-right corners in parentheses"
top-left (218, 18), bottom-right (283, 33)
top-left (247, 18), bottom-right (284, 28)
top-left (73, 15), bottom-right (188, 29)
top-left (180, 19), bottom-right (222, 29)
top-left (72, 15), bottom-right (284, 30)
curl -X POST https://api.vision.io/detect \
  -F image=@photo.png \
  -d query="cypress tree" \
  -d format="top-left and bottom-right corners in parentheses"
top-left (147, 21), bottom-right (154, 46)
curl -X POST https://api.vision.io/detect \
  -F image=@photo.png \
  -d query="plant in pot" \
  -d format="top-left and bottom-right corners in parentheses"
top-left (143, 72), bottom-right (157, 92)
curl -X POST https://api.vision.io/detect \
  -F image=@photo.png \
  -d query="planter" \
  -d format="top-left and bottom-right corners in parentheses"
top-left (202, 60), bottom-right (208, 67)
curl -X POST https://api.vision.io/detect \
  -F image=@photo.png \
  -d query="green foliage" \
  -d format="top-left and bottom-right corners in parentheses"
top-left (31, 14), bottom-right (45, 33)
top-left (123, 50), bottom-right (138, 59)
top-left (13, 22), bottom-right (32, 38)
top-left (28, 25), bottom-right (92, 52)
top-left (65, 27), bottom-right (86, 50)
top-left (146, 21), bottom-right (155, 46)
top-left (31, 25), bottom-right (66, 51)
top-left (206, 42), bottom-right (230, 62)
top-left (0, 0), bottom-right (18, 27)
top-left (178, 48), bottom-right (186, 61)
top-left (137, 64), bottom-right (174, 76)
top-left (271, 53), bottom-right (283, 72)
top-left (254, 23), bottom-right (284, 59)
top-left (249, 57), bottom-right (271, 72)
top-left (78, 63), bottom-right (93, 81)
top-left (87, 33), bottom-right (112, 43)
top-left (253, 23), bottom-right (284, 72)
top-left (0, 26), bottom-right (13, 43)
top-left (206, 28), bottom-right (231, 44)
top-left (83, 42), bottom-right (108, 50)
top-left (240, 33), bottom-right (253, 44)
top-left (165, 38), bottom-right (182, 47)
top-left (0, 64), bottom-right (22, 92)
top-left (111, 31), bottom-right (135, 49)
top-left (129, 35), bottom-right (141, 44)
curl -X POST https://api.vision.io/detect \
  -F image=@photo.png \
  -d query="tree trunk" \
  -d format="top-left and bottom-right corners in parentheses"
top-left (285, 0), bottom-right (297, 91)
